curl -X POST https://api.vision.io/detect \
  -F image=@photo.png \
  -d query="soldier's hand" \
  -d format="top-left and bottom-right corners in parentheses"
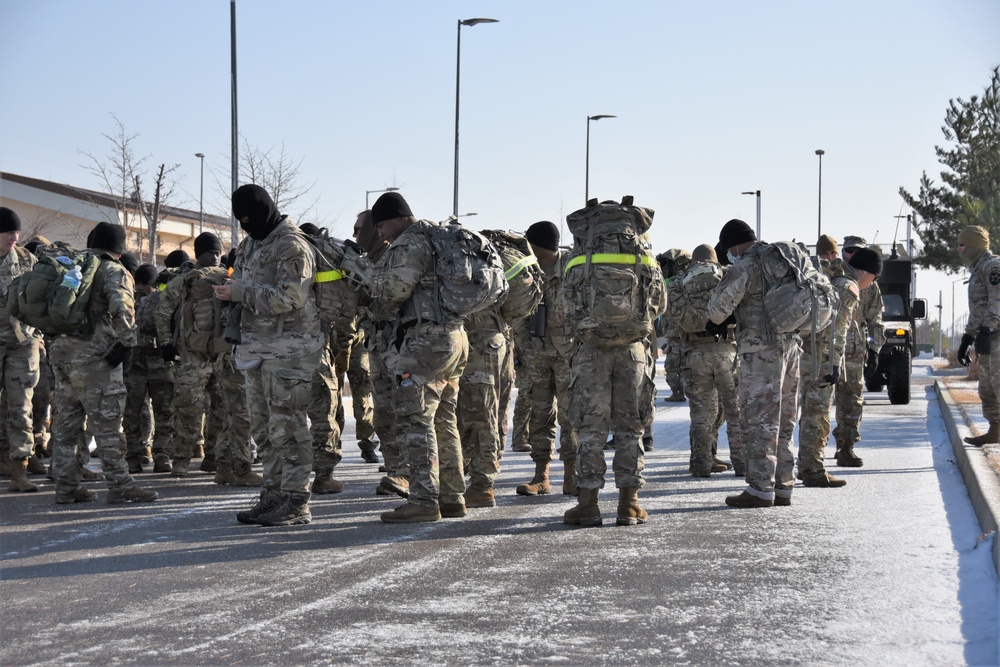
top-left (958, 333), bottom-right (975, 366)
top-left (821, 365), bottom-right (841, 387)
top-left (865, 348), bottom-right (879, 369)
top-left (106, 343), bottom-right (133, 372)
top-left (161, 343), bottom-right (180, 363)
top-left (975, 326), bottom-right (995, 356)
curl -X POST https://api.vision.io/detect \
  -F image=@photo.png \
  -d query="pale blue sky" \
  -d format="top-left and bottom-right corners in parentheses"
top-left (2, 0), bottom-right (999, 330)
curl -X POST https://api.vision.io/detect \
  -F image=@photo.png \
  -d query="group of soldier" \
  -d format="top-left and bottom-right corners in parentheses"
top-left (3, 186), bottom-right (953, 527)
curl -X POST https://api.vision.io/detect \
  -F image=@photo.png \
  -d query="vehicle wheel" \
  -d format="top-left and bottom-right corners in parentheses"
top-left (887, 353), bottom-right (910, 405)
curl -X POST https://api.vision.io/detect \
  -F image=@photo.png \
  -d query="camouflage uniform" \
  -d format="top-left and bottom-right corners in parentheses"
top-left (834, 277), bottom-right (884, 450)
top-left (32, 339), bottom-right (53, 456)
top-left (798, 260), bottom-right (860, 480)
top-left (370, 220), bottom-right (469, 510)
top-left (231, 218), bottom-right (325, 494)
top-left (206, 350), bottom-right (254, 477)
top-left (963, 247), bottom-right (1000, 422)
top-left (125, 289), bottom-right (174, 466)
top-left (708, 241), bottom-right (801, 503)
top-left (662, 339), bottom-right (686, 400)
top-left (458, 309), bottom-right (507, 492)
top-left (0, 246), bottom-right (41, 464)
top-left (368, 321), bottom-right (401, 474)
top-left (496, 327), bottom-right (516, 453)
top-left (308, 338), bottom-right (342, 473)
top-left (509, 329), bottom-right (532, 450)
top-left (333, 329), bottom-right (378, 458)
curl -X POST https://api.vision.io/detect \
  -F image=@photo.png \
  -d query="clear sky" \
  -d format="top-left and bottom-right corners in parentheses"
top-left (2, 0), bottom-right (998, 335)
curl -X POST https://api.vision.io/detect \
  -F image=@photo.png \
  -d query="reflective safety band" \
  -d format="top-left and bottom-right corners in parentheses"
top-left (505, 254), bottom-right (538, 280)
top-left (564, 253), bottom-right (656, 276)
top-left (316, 269), bottom-right (345, 283)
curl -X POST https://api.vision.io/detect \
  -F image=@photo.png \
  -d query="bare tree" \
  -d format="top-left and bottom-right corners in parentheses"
top-left (238, 138), bottom-right (319, 220)
top-left (132, 163), bottom-right (179, 261)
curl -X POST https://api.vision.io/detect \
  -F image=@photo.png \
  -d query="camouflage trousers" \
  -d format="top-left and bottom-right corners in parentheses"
top-left (33, 343), bottom-right (53, 448)
top-left (369, 326), bottom-right (400, 474)
top-left (833, 340), bottom-right (866, 447)
top-left (124, 345), bottom-right (174, 460)
top-left (243, 349), bottom-right (320, 494)
top-left (797, 338), bottom-right (837, 477)
top-left (496, 327), bottom-right (515, 454)
top-left (385, 323), bottom-right (468, 508)
top-left (524, 337), bottom-right (577, 463)
top-left (642, 335), bottom-right (657, 441)
top-left (0, 338), bottom-right (40, 461)
top-left (682, 341), bottom-right (742, 474)
top-left (569, 341), bottom-right (650, 490)
top-left (171, 355), bottom-right (222, 460)
top-left (976, 334), bottom-right (1000, 422)
top-left (308, 342), bottom-right (343, 472)
top-left (208, 353), bottom-right (253, 472)
top-left (334, 330), bottom-right (378, 454)
top-left (663, 339), bottom-right (685, 396)
top-left (50, 359), bottom-right (135, 494)
top-left (510, 352), bottom-right (532, 449)
top-left (458, 327), bottom-right (507, 489)
top-left (738, 338), bottom-right (800, 500)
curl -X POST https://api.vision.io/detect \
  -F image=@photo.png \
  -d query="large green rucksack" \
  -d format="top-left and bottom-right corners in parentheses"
top-left (7, 243), bottom-right (101, 336)
top-left (563, 197), bottom-right (666, 347)
top-left (177, 266), bottom-right (231, 356)
top-left (760, 241), bottom-right (838, 335)
top-left (425, 222), bottom-right (509, 318)
top-left (480, 229), bottom-right (544, 323)
top-left (674, 261), bottom-right (724, 334)
top-left (294, 227), bottom-right (367, 337)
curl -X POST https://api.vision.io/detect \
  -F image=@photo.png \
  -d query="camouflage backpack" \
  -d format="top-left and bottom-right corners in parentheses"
top-left (294, 227), bottom-right (366, 337)
top-left (674, 261), bottom-right (724, 334)
top-left (178, 266), bottom-right (231, 356)
top-left (7, 242), bottom-right (102, 336)
top-left (136, 289), bottom-right (161, 337)
top-left (563, 197), bottom-right (666, 347)
top-left (760, 241), bottom-right (839, 335)
top-left (424, 222), bottom-right (509, 318)
top-left (480, 229), bottom-right (544, 323)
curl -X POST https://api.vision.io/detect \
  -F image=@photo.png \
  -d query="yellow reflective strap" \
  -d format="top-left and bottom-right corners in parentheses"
top-left (315, 269), bottom-right (345, 283)
top-left (563, 253), bottom-right (656, 276)
top-left (158, 283), bottom-right (167, 291)
top-left (505, 254), bottom-right (538, 280)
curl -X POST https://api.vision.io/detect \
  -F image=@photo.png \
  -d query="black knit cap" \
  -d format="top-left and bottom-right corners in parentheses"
top-left (525, 220), bottom-right (560, 252)
top-left (0, 207), bottom-right (22, 233)
top-left (848, 247), bottom-right (882, 277)
top-left (718, 218), bottom-right (756, 251)
top-left (134, 263), bottom-right (158, 286)
top-left (299, 222), bottom-right (321, 237)
top-left (88, 221), bottom-right (126, 254)
top-left (119, 252), bottom-right (140, 275)
top-left (194, 232), bottom-right (222, 257)
top-left (164, 249), bottom-right (190, 268)
top-left (371, 192), bottom-right (413, 225)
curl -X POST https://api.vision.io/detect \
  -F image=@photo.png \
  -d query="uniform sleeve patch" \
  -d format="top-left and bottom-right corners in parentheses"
top-left (848, 283), bottom-right (860, 298)
top-left (990, 268), bottom-right (1000, 286)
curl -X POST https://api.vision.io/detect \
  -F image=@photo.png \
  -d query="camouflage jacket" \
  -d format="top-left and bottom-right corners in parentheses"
top-left (230, 218), bottom-right (324, 361)
top-left (49, 253), bottom-right (136, 363)
top-left (707, 241), bottom-right (791, 346)
top-left (803, 258), bottom-right (859, 366)
top-left (966, 248), bottom-right (1000, 335)
top-left (848, 278), bottom-right (884, 352)
top-left (0, 246), bottom-right (39, 346)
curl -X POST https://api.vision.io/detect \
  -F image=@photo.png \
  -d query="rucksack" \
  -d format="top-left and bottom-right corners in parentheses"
top-left (424, 222), bottom-right (509, 318)
top-left (480, 229), bottom-right (544, 323)
top-left (178, 266), bottom-right (231, 356)
top-left (7, 243), bottom-right (102, 336)
top-left (675, 261), bottom-right (724, 334)
top-left (760, 241), bottom-right (838, 335)
top-left (136, 289), bottom-right (161, 337)
top-left (563, 197), bottom-right (666, 347)
top-left (294, 227), bottom-right (366, 336)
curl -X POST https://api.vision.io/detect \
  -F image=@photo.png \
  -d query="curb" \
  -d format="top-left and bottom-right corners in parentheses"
top-left (934, 379), bottom-right (1000, 577)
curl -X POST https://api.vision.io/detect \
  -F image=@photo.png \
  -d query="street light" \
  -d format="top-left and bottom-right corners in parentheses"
top-left (815, 149), bottom-right (825, 237)
top-left (365, 186), bottom-right (399, 209)
top-left (741, 190), bottom-right (761, 239)
top-left (586, 114), bottom-right (617, 204)
top-left (441, 212), bottom-right (478, 225)
top-left (454, 17), bottom-right (499, 217)
top-left (195, 152), bottom-right (205, 234)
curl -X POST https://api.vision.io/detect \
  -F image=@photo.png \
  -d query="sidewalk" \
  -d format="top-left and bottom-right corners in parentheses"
top-left (933, 362), bottom-right (1000, 576)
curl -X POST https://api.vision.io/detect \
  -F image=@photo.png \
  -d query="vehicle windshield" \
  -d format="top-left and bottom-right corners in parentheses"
top-left (882, 294), bottom-right (907, 318)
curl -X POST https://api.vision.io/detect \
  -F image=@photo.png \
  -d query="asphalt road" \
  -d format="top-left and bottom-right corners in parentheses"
top-left (1, 362), bottom-right (997, 666)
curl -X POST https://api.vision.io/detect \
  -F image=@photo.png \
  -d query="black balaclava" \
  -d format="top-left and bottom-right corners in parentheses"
top-left (165, 249), bottom-right (190, 268)
top-left (232, 184), bottom-right (282, 241)
top-left (119, 252), bottom-right (140, 276)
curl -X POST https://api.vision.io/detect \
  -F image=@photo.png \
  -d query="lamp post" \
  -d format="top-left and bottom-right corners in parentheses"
top-left (586, 114), bottom-right (617, 204)
top-left (741, 190), bottom-right (761, 239)
top-left (195, 152), bottom-right (205, 234)
top-left (815, 149), bottom-right (825, 237)
top-left (454, 17), bottom-right (499, 218)
top-left (365, 186), bottom-right (399, 209)
top-left (441, 212), bottom-right (478, 225)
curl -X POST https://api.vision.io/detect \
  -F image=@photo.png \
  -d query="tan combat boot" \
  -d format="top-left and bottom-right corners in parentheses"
top-left (9, 458), bottom-right (39, 492)
top-left (965, 422), bottom-right (1000, 446)
top-left (616, 486), bottom-right (648, 526)
top-left (380, 502), bottom-right (441, 523)
top-left (835, 444), bottom-right (864, 467)
top-left (562, 458), bottom-right (578, 496)
top-left (0, 458), bottom-right (14, 477)
top-left (170, 458), bottom-right (191, 478)
top-left (26, 455), bottom-right (47, 475)
top-left (213, 463), bottom-right (236, 485)
top-left (465, 482), bottom-right (496, 508)
top-left (229, 462), bottom-right (263, 487)
top-left (516, 460), bottom-right (550, 496)
top-left (312, 469), bottom-right (344, 494)
top-left (563, 487), bottom-right (602, 527)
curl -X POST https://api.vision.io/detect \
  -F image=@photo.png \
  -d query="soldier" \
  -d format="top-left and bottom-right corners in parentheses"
top-left (0, 207), bottom-right (44, 492)
top-left (217, 184), bottom-right (323, 526)
top-left (509, 336), bottom-right (532, 451)
top-left (659, 249), bottom-right (690, 402)
top-left (50, 221), bottom-right (157, 504)
top-left (708, 219), bottom-right (800, 509)
top-left (24, 235), bottom-right (53, 462)
top-left (833, 235), bottom-right (885, 466)
top-left (368, 192), bottom-right (470, 523)
top-left (515, 221), bottom-right (578, 498)
top-left (797, 235), bottom-right (870, 487)
top-left (956, 226), bottom-right (1000, 445)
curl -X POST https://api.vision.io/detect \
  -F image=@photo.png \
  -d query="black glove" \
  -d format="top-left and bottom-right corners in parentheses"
top-left (161, 343), bottom-right (180, 362)
top-left (958, 333), bottom-right (975, 367)
top-left (820, 365), bottom-right (841, 387)
top-left (106, 344), bottom-right (133, 372)
top-left (866, 348), bottom-right (879, 369)
top-left (705, 313), bottom-right (736, 337)
top-left (344, 238), bottom-right (364, 255)
top-left (975, 326), bottom-right (995, 356)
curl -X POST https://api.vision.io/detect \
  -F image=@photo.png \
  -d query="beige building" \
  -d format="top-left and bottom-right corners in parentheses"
top-left (0, 171), bottom-right (237, 266)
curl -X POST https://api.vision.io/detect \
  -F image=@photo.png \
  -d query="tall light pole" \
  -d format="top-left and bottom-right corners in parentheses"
top-left (454, 17), bottom-right (498, 218)
top-left (195, 153), bottom-right (205, 234)
top-left (366, 186), bottom-right (399, 209)
top-left (230, 0), bottom-right (239, 249)
top-left (586, 114), bottom-right (616, 204)
top-left (441, 212), bottom-right (478, 225)
top-left (741, 190), bottom-right (761, 239)
top-left (815, 149), bottom-right (825, 238)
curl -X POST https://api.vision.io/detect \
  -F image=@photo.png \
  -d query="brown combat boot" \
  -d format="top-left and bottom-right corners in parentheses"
top-left (26, 455), bottom-right (47, 475)
top-left (126, 456), bottom-right (144, 474)
top-left (9, 459), bottom-right (39, 493)
top-left (564, 487), bottom-right (602, 527)
top-left (230, 462), bottom-right (263, 487)
top-left (213, 463), bottom-right (236, 485)
top-left (257, 491), bottom-right (312, 526)
top-left (965, 422), bottom-right (1000, 446)
top-left (0, 458), bottom-right (14, 477)
top-left (465, 482), bottom-right (496, 508)
top-left (801, 472), bottom-right (847, 488)
top-left (836, 444), bottom-right (864, 467)
top-left (107, 486), bottom-right (159, 503)
top-left (562, 458), bottom-right (578, 496)
top-left (170, 458), bottom-right (190, 478)
top-left (199, 454), bottom-right (218, 473)
top-left (616, 486), bottom-right (648, 526)
top-left (725, 490), bottom-right (773, 508)
top-left (380, 475), bottom-right (409, 498)
top-left (237, 487), bottom-right (282, 524)
top-left (380, 502), bottom-right (440, 523)
top-left (152, 454), bottom-right (172, 473)
top-left (312, 469), bottom-right (344, 494)
top-left (55, 487), bottom-right (98, 504)
top-left (516, 459), bottom-right (550, 496)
